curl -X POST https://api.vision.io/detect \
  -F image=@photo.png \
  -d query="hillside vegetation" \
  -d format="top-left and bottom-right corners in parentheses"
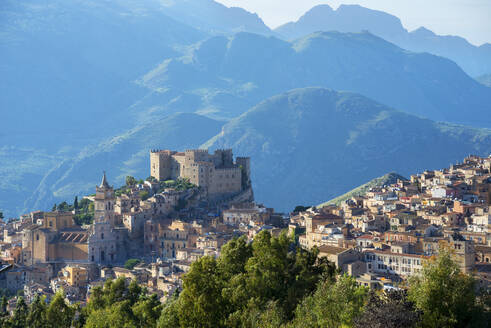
top-left (140, 31), bottom-right (491, 126)
top-left (2, 231), bottom-right (487, 327)
top-left (204, 88), bottom-right (491, 212)
top-left (318, 173), bottom-right (408, 207)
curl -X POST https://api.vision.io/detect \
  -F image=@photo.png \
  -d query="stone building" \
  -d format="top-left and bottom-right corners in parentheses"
top-left (222, 203), bottom-right (272, 226)
top-left (21, 212), bottom-right (88, 266)
top-left (150, 149), bottom-right (251, 200)
top-left (88, 173), bottom-right (128, 265)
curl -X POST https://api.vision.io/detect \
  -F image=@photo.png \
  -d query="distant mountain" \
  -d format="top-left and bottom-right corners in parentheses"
top-left (140, 31), bottom-right (491, 127)
top-left (0, 147), bottom-right (62, 218)
top-left (477, 74), bottom-right (491, 87)
top-left (275, 4), bottom-right (491, 77)
top-left (318, 173), bottom-right (408, 207)
top-left (23, 113), bottom-right (224, 214)
top-left (0, 0), bottom-right (205, 151)
top-left (159, 0), bottom-right (272, 35)
top-left (0, 0), bottom-right (208, 217)
top-left (276, 4), bottom-right (405, 43)
top-left (203, 88), bottom-right (491, 212)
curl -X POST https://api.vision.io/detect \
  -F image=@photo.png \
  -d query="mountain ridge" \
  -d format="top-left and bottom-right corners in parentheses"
top-left (203, 87), bottom-right (491, 211)
top-left (275, 4), bottom-right (491, 77)
top-left (140, 31), bottom-right (491, 127)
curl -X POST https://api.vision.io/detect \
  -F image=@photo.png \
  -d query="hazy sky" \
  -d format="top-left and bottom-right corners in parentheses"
top-left (216, 0), bottom-right (491, 46)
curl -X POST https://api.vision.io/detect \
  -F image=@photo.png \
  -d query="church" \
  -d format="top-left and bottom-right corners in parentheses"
top-left (21, 173), bottom-right (129, 270)
top-left (87, 172), bottom-right (128, 264)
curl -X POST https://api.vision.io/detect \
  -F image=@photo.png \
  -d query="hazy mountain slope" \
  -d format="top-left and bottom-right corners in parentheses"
top-left (140, 31), bottom-right (491, 127)
top-left (275, 4), bottom-right (491, 77)
top-left (477, 74), bottom-right (491, 87)
top-left (159, 0), bottom-right (272, 35)
top-left (318, 173), bottom-right (408, 207)
top-left (23, 113), bottom-right (224, 214)
top-left (0, 148), bottom-right (63, 218)
top-left (203, 88), bottom-right (491, 212)
top-left (0, 0), bottom-right (209, 216)
top-left (0, 0), bottom-right (205, 150)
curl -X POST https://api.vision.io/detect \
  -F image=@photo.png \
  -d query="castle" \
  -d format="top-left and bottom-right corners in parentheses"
top-left (150, 149), bottom-right (251, 200)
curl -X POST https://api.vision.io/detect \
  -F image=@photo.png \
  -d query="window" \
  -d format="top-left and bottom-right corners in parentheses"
top-left (36, 234), bottom-right (39, 241)
top-left (49, 221), bottom-right (53, 227)
top-left (101, 233), bottom-right (104, 240)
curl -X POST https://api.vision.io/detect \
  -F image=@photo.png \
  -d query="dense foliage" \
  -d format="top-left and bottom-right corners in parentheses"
top-left (50, 197), bottom-right (95, 226)
top-left (157, 178), bottom-right (197, 193)
top-left (125, 259), bottom-right (141, 270)
top-left (157, 232), bottom-right (489, 328)
top-left (0, 232), bottom-right (489, 327)
top-left (158, 231), bottom-right (338, 328)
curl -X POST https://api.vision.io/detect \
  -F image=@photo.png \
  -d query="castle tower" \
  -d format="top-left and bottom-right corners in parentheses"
top-left (94, 172), bottom-right (115, 226)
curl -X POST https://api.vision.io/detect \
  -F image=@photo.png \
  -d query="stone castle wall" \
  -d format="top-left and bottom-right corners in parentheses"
top-left (150, 149), bottom-right (249, 198)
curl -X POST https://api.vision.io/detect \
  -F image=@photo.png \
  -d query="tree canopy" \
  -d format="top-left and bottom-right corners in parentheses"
top-left (0, 232), bottom-right (489, 328)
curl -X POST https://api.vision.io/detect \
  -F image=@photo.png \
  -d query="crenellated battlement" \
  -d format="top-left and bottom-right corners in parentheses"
top-left (150, 148), bottom-right (251, 197)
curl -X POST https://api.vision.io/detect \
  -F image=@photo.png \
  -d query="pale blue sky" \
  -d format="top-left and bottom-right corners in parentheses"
top-left (217, 0), bottom-right (491, 46)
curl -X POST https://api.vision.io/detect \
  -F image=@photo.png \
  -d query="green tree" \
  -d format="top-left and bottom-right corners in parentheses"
top-left (124, 259), bottom-right (141, 270)
top-left (85, 301), bottom-right (136, 328)
top-left (178, 256), bottom-right (227, 328)
top-left (293, 205), bottom-right (310, 213)
top-left (57, 201), bottom-right (70, 212)
top-left (140, 191), bottom-right (150, 201)
top-left (46, 290), bottom-right (75, 328)
top-left (146, 176), bottom-right (157, 183)
top-left (26, 294), bottom-right (48, 328)
top-left (52, 204), bottom-right (57, 212)
top-left (408, 249), bottom-right (486, 328)
top-left (157, 295), bottom-right (180, 328)
top-left (0, 295), bottom-right (7, 316)
top-left (132, 294), bottom-right (162, 328)
top-left (10, 296), bottom-right (28, 328)
top-left (85, 286), bottom-right (106, 314)
top-left (156, 232), bottom-right (337, 328)
top-left (217, 236), bottom-right (252, 279)
top-left (0, 211), bottom-right (3, 220)
top-left (291, 275), bottom-right (367, 328)
top-left (126, 176), bottom-right (137, 186)
top-left (73, 196), bottom-right (79, 210)
top-left (354, 290), bottom-right (421, 328)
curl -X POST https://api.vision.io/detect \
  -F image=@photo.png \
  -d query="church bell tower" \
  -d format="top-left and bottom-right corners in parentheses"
top-left (94, 172), bottom-right (115, 226)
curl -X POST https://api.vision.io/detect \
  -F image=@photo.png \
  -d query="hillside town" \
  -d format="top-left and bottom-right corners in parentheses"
top-left (0, 151), bottom-right (490, 310)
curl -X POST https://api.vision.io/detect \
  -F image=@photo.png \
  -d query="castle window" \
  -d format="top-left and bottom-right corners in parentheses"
top-left (101, 233), bottom-right (104, 240)
top-left (49, 221), bottom-right (53, 227)
top-left (36, 234), bottom-right (39, 241)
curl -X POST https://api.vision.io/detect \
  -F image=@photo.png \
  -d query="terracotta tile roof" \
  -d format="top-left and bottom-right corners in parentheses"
top-left (318, 245), bottom-right (348, 255)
